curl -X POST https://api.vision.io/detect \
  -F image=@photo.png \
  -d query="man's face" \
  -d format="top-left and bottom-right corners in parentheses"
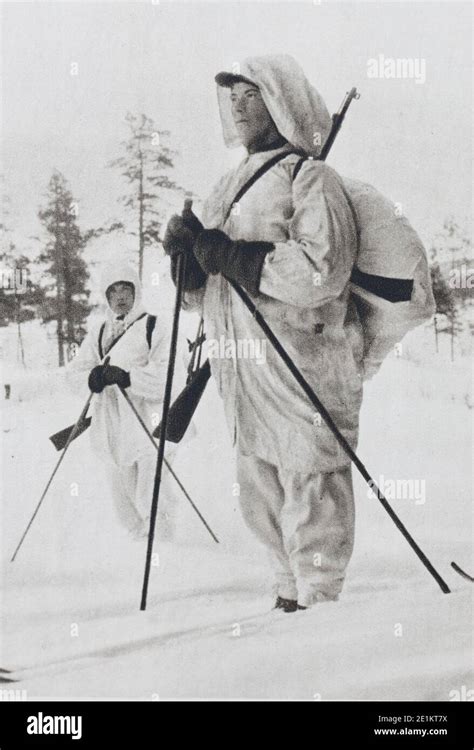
top-left (107, 282), bottom-right (135, 316)
top-left (230, 82), bottom-right (280, 151)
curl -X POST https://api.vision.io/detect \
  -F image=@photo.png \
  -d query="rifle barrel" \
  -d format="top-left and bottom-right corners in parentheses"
top-left (319, 87), bottom-right (360, 161)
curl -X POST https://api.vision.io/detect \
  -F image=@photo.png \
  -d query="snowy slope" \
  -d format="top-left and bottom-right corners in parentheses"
top-left (1, 318), bottom-right (472, 700)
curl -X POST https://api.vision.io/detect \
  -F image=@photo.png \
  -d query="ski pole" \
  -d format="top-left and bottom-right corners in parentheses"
top-left (140, 251), bottom-right (187, 611)
top-left (115, 383), bottom-right (219, 543)
top-left (10, 356), bottom-right (111, 562)
top-left (226, 278), bottom-right (451, 594)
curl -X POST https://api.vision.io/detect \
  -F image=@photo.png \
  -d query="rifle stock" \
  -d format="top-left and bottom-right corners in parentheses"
top-left (153, 359), bottom-right (211, 443)
top-left (49, 416), bottom-right (92, 451)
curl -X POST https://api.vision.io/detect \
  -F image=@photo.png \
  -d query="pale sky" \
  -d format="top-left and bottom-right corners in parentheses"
top-left (1, 0), bottom-right (472, 264)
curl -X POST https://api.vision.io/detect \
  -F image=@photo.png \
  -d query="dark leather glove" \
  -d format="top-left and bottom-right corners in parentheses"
top-left (88, 364), bottom-right (130, 393)
top-left (103, 365), bottom-right (131, 389)
top-left (182, 198), bottom-right (204, 237)
top-left (88, 365), bottom-right (106, 393)
top-left (165, 200), bottom-right (207, 291)
top-left (193, 229), bottom-right (274, 295)
top-left (163, 215), bottom-right (196, 258)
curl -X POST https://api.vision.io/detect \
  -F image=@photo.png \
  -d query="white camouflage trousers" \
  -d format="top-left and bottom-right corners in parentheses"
top-left (237, 453), bottom-right (355, 607)
top-left (105, 453), bottom-right (178, 541)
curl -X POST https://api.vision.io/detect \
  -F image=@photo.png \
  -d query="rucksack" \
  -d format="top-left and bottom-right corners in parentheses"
top-left (293, 157), bottom-right (435, 378)
top-left (342, 177), bottom-right (435, 377)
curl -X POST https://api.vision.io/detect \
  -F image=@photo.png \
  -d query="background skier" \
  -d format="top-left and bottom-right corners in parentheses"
top-left (67, 259), bottom-right (181, 540)
top-left (163, 55), bottom-right (364, 611)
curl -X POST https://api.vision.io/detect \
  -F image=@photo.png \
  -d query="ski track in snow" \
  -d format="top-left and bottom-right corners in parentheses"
top-left (1, 322), bottom-right (472, 699)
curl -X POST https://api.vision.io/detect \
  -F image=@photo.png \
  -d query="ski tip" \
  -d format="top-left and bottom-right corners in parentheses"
top-left (0, 668), bottom-right (18, 684)
top-left (451, 561), bottom-right (474, 583)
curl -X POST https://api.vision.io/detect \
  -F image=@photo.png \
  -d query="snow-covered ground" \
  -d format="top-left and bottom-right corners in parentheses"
top-left (1, 313), bottom-right (472, 700)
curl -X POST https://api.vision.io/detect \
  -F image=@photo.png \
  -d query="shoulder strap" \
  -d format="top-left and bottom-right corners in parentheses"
top-left (223, 150), bottom-right (302, 225)
top-left (98, 312), bottom-right (147, 359)
top-left (292, 156), bottom-right (309, 182)
top-left (98, 323), bottom-right (106, 360)
top-left (146, 315), bottom-right (156, 349)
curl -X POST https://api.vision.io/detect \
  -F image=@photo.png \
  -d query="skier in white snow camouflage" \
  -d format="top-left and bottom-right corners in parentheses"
top-left (67, 259), bottom-right (181, 539)
top-left (164, 55), bottom-right (363, 610)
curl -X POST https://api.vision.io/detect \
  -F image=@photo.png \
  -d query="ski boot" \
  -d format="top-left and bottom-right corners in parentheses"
top-left (273, 596), bottom-right (307, 613)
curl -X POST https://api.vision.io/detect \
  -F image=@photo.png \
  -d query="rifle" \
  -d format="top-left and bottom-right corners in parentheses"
top-left (320, 87), bottom-right (360, 160)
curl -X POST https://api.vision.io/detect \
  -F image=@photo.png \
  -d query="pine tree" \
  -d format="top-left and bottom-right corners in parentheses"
top-left (430, 261), bottom-right (455, 317)
top-left (0, 243), bottom-right (42, 367)
top-left (432, 217), bottom-right (472, 307)
top-left (109, 112), bottom-right (182, 279)
top-left (430, 259), bottom-right (460, 360)
top-left (0, 185), bottom-right (43, 366)
top-left (446, 305), bottom-right (463, 362)
top-left (37, 171), bottom-right (90, 366)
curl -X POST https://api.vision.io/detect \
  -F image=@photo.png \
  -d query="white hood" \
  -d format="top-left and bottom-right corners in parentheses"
top-left (215, 54), bottom-right (332, 157)
top-left (100, 259), bottom-right (145, 323)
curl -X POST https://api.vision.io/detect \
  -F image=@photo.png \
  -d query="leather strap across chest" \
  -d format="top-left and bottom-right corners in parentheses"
top-left (98, 312), bottom-right (148, 360)
top-left (223, 150), bottom-right (303, 225)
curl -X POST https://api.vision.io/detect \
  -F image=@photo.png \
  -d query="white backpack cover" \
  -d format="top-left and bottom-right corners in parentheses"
top-left (342, 177), bottom-right (435, 378)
